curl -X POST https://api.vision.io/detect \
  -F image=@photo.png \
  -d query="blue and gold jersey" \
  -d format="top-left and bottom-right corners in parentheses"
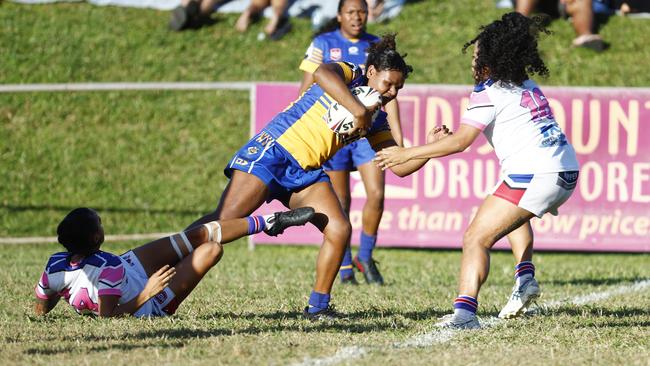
top-left (299, 30), bottom-right (380, 74)
top-left (264, 62), bottom-right (393, 170)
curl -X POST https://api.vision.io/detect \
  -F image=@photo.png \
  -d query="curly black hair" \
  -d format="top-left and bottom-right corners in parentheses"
top-left (57, 207), bottom-right (102, 256)
top-left (463, 12), bottom-right (550, 85)
top-left (367, 33), bottom-right (413, 79)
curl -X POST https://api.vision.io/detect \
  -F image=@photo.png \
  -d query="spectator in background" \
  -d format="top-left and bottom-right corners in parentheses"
top-left (169, 0), bottom-right (225, 31)
top-left (235, 0), bottom-right (292, 41)
top-left (515, 0), bottom-right (607, 51)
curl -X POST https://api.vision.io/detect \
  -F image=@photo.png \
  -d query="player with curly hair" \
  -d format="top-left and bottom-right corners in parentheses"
top-left (186, 34), bottom-right (449, 320)
top-left (299, 0), bottom-right (405, 286)
top-left (374, 12), bottom-right (580, 328)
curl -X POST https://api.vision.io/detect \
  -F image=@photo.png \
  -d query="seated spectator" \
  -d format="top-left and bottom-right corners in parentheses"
top-left (613, 0), bottom-right (650, 15)
top-left (515, 0), bottom-right (608, 51)
top-left (235, 0), bottom-right (292, 41)
top-left (169, 0), bottom-right (225, 31)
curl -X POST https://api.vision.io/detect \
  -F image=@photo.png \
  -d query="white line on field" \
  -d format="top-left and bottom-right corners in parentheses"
top-left (0, 233), bottom-right (174, 245)
top-left (292, 279), bottom-right (650, 366)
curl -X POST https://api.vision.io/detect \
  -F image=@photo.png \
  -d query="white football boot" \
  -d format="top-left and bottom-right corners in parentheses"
top-left (498, 277), bottom-right (541, 319)
top-left (435, 313), bottom-right (481, 330)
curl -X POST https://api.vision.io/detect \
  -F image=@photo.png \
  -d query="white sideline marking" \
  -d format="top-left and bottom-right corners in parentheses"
top-left (293, 280), bottom-right (650, 365)
top-left (0, 233), bottom-right (174, 245)
top-left (0, 82), bottom-right (254, 92)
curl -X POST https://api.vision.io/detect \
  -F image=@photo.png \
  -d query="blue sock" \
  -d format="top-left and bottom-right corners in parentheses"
top-left (339, 244), bottom-right (353, 279)
top-left (515, 261), bottom-right (535, 279)
top-left (307, 291), bottom-right (330, 313)
top-left (246, 216), bottom-right (266, 235)
top-left (357, 232), bottom-right (376, 262)
top-left (453, 295), bottom-right (478, 314)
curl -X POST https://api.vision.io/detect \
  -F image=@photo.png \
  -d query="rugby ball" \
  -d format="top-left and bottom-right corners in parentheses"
top-left (325, 86), bottom-right (382, 135)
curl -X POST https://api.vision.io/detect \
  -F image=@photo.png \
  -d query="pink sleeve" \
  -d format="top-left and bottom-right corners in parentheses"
top-left (460, 90), bottom-right (495, 131)
top-left (97, 265), bottom-right (124, 297)
top-left (35, 271), bottom-right (58, 300)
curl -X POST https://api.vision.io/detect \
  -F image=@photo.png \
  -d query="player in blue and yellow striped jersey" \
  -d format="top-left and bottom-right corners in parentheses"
top-left (298, 0), bottom-right (404, 286)
top-left (186, 35), bottom-right (450, 320)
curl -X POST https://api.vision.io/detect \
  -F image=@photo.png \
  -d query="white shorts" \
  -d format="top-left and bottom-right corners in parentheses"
top-left (491, 171), bottom-right (578, 218)
top-left (120, 251), bottom-right (178, 317)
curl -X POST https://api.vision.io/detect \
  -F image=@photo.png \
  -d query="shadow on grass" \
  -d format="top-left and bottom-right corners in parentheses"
top-left (544, 305), bottom-right (650, 318)
top-left (25, 341), bottom-right (187, 355)
top-left (1, 203), bottom-right (205, 216)
top-left (546, 277), bottom-right (650, 286)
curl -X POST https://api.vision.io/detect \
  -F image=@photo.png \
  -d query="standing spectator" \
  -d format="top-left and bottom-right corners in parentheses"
top-left (298, 0), bottom-right (404, 286)
top-left (516, 0), bottom-right (607, 51)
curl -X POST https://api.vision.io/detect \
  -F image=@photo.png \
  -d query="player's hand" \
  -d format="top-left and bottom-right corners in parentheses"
top-left (346, 102), bottom-right (380, 137)
top-left (143, 264), bottom-right (175, 298)
top-left (427, 125), bottom-right (452, 143)
top-left (374, 145), bottom-right (410, 170)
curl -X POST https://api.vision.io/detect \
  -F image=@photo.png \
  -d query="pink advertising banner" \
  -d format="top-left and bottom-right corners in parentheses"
top-left (251, 83), bottom-right (650, 252)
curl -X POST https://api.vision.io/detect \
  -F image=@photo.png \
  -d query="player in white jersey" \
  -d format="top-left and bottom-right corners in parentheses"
top-left (34, 207), bottom-right (314, 317)
top-left (374, 12), bottom-right (579, 328)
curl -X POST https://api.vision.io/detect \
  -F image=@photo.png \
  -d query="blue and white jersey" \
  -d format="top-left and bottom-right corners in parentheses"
top-left (299, 29), bottom-right (380, 74)
top-left (460, 79), bottom-right (579, 175)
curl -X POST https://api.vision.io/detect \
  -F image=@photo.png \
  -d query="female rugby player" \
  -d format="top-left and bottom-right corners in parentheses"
top-left (375, 13), bottom-right (579, 328)
top-left (187, 34), bottom-right (449, 320)
top-left (298, 0), bottom-right (404, 286)
top-left (35, 207), bottom-right (314, 317)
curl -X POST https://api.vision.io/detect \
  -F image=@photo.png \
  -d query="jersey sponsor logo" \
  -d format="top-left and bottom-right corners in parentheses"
top-left (154, 291), bottom-right (168, 305)
top-left (349, 46), bottom-right (359, 55)
top-left (255, 131), bottom-right (274, 147)
top-left (330, 48), bottom-right (342, 61)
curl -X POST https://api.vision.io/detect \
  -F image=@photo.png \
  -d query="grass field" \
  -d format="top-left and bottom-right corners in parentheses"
top-left (1, 0), bottom-right (649, 365)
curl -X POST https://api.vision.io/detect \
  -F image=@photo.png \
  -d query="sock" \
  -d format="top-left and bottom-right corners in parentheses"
top-left (307, 291), bottom-right (330, 313)
top-left (515, 261), bottom-right (535, 285)
top-left (339, 245), bottom-right (353, 279)
top-left (357, 231), bottom-right (376, 262)
top-left (246, 216), bottom-right (267, 235)
top-left (453, 295), bottom-right (478, 317)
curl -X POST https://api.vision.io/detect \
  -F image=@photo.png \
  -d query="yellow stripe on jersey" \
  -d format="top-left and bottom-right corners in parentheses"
top-left (299, 58), bottom-right (320, 73)
top-left (276, 102), bottom-right (345, 170)
top-left (336, 62), bottom-right (356, 83)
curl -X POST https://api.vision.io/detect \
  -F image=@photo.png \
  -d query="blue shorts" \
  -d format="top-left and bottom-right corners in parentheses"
top-left (322, 138), bottom-right (375, 171)
top-left (225, 130), bottom-right (330, 202)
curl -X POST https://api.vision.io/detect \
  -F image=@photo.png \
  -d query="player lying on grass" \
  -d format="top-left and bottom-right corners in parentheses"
top-left (34, 206), bottom-right (314, 317)
top-left (186, 34), bottom-right (450, 321)
top-left (374, 12), bottom-right (579, 329)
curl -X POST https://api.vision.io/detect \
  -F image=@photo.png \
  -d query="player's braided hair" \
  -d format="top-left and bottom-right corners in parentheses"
top-left (314, 0), bottom-right (369, 36)
top-left (57, 207), bottom-right (101, 255)
top-left (463, 12), bottom-right (550, 85)
top-left (366, 33), bottom-right (413, 79)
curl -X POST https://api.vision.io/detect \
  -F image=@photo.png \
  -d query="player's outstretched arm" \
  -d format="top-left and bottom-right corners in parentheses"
top-left (375, 124), bottom-right (480, 171)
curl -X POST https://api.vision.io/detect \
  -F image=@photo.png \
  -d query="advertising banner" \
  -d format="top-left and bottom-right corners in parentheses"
top-left (251, 83), bottom-right (650, 252)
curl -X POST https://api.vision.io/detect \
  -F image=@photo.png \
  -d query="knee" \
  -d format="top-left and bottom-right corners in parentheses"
top-left (364, 187), bottom-right (385, 209)
top-left (325, 217), bottom-right (352, 247)
top-left (205, 242), bottom-right (224, 266)
top-left (462, 229), bottom-right (489, 251)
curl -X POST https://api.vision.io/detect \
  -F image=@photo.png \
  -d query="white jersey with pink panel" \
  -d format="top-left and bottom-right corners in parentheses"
top-left (460, 79), bottom-right (579, 175)
top-left (35, 251), bottom-right (138, 316)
